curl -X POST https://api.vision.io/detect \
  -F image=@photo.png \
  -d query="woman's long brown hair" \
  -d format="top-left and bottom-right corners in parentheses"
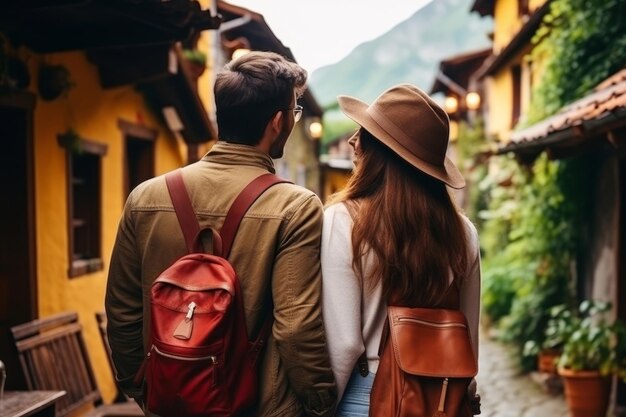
top-left (327, 128), bottom-right (470, 306)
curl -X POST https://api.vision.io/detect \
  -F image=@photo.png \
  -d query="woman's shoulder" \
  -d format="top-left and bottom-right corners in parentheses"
top-left (459, 214), bottom-right (478, 234)
top-left (322, 202), bottom-right (354, 237)
top-left (458, 213), bottom-right (480, 254)
top-left (324, 201), bottom-right (352, 219)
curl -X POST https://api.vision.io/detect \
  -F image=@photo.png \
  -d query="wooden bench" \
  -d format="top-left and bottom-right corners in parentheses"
top-left (10, 312), bottom-right (142, 417)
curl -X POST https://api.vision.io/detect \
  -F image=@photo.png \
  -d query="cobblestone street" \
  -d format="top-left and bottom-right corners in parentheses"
top-left (476, 334), bottom-right (569, 417)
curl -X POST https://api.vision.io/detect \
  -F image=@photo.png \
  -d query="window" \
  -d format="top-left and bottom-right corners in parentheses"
top-left (59, 134), bottom-right (107, 277)
top-left (518, 0), bottom-right (529, 17)
top-left (118, 119), bottom-right (156, 198)
top-left (511, 65), bottom-right (522, 128)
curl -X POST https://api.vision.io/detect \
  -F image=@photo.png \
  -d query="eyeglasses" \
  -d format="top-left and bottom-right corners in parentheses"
top-left (284, 105), bottom-right (303, 122)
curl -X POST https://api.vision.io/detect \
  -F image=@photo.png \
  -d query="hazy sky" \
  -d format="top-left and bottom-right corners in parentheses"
top-left (227, 0), bottom-right (433, 73)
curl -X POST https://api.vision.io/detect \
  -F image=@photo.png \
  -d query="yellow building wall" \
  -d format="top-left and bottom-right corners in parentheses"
top-left (485, 0), bottom-right (551, 141)
top-left (321, 168), bottom-right (352, 203)
top-left (493, 0), bottom-right (519, 53)
top-left (483, 0), bottom-right (540, 175)
top-left (529, 0), bottom-right (547, 12)
top-left (493, 0), bottom-right (548, 52)
top-left (485, 71), bottom-right (513, 141)
top-left (23, 49), bottom-right (184, 407)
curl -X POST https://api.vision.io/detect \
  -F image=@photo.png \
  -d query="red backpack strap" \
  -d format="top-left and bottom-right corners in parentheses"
top-left (221, 173), bottom-right (289, 349)
top-left (165, 169), bottom-right (201, 253)
top-left (220, 173), bottom-right (290, 258)
top-left (165, 170), bottom-right (289, 345)
top-left (166, 169), bottom-right (224, 255)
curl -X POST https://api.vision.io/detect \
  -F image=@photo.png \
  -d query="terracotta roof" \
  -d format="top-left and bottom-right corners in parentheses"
top-left (500, 68), bottom-right (626, 154)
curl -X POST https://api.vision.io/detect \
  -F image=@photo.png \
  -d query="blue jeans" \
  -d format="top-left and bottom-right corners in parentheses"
top-left (336, 370), bottom-right (375, 417)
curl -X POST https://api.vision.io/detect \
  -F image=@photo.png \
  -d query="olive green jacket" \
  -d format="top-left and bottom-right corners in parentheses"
top-left (105, 142), bottom-right (337, 416)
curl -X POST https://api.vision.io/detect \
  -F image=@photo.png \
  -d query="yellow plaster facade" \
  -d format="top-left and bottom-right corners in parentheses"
top-left (320, 168), bottom-right (351, 203)
top-left (493, 0), bottom-right (547, 51)
top-left (18, 48), bottom-right (187, 407)
top-left (482, 0), bottom-right (548, 142)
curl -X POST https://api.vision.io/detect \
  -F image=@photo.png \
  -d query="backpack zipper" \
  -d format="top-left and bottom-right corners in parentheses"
top-left (151, 345), bottom-right (219, 385)
top-left (437, 377), bottom-right (449, 413)
top-left (396, 317), bottom-right (466, 328)
top-left (151, 345), bottom-right (218, 364)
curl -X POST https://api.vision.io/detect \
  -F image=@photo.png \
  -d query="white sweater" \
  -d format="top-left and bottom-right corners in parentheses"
top-left (321, 203), bottom-right (482, 401)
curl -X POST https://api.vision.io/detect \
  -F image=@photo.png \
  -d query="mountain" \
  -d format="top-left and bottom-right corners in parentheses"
top-left (309, 0), bottom-right (493, 110)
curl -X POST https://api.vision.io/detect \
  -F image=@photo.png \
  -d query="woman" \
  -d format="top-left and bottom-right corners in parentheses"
top-left (321, 84), bottom-right (481, 416)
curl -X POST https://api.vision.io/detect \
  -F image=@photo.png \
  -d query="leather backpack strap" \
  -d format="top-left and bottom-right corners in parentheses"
top-left (220, 173), bottom-right (290, 258)
top-left (438, 279), bottom-right (462, 310)
top-left (136, 169), bottom-right (199, 388)
top-left (165, 169), bottom-right (201, 253)
top-left (221, 173), bottom-right (290, 345)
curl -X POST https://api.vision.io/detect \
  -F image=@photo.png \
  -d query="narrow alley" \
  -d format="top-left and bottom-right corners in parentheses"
top-left (477, 335), bottom-right (569, 417)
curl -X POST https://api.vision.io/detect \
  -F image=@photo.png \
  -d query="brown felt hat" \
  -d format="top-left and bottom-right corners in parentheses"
top-left (338, 83), bottom-right (465, 189)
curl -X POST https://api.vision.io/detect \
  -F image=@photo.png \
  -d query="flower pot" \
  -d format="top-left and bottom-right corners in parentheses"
top-left (558, 368), bottom-right (611, 417)
top-left (188, 62), bottom-right (206, 79)
top-left (538, 349), bottom-right (560, 374)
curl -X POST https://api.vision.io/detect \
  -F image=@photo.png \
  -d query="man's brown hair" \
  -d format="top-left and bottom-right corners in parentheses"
top-left (214, 51), bottom-right (307, 145)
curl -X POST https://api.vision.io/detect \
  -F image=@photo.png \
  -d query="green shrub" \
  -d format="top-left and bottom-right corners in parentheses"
top-left (558, 300), bottom-right (626, 381)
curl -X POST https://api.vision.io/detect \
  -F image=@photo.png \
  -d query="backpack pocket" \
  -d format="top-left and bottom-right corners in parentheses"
top-left (389, 307), bottom-right (477, 378)
top-left (146, 341), bottom-right (227, 417)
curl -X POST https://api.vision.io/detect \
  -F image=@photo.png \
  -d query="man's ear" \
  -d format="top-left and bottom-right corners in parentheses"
top-left (258, 111), bottom-right (283, 153)
top-left (269, 111), bottom-right (283, 133)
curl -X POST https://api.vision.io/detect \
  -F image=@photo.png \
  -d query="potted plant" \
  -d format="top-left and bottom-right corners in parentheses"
top-left (523, 304), bottom-right (573, 374)
top-left (38, 63), bottom-right (73, 100)
top-left (557, 300), bottom-right (626, 417)
top-left (182, 49), bottom-right (207, 79)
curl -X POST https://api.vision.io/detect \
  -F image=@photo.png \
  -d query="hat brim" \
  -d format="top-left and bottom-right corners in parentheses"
top-left (338, 95), bottom-right (465, 189)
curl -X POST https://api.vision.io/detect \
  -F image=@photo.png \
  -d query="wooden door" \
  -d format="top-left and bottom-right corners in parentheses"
top-left (0, 93), bottom-right (37, 389)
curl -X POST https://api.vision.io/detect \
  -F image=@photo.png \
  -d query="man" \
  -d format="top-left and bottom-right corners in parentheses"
top-left (105, 51), bottom-right (337, 417)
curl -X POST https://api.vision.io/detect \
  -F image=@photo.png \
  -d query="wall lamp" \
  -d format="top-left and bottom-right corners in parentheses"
top-left (309, 121), bottom-right (323, 140)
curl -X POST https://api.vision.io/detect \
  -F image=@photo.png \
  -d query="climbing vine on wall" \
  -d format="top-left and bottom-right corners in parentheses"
top-left (527, 0), bottom-right (626, 123)
top-left (479, 0), bottom-right (619, 370)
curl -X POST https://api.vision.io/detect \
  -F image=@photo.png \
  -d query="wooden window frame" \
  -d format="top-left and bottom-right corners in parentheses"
top-left (118, 119), bottom-right (156, 199)
top-left (511, 64), bottom-right (522, 128)
top-left (58, 135), bottom-right (108, 278)
top-left (518, 0), bottom-right (530, 17)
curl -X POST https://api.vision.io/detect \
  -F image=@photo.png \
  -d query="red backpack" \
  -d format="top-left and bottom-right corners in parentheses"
top-left (143, 169), bottom-right (287, 417)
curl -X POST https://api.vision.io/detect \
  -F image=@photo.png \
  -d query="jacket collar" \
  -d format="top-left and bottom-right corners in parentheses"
top-left (203, 141), bottom-right (276, 174)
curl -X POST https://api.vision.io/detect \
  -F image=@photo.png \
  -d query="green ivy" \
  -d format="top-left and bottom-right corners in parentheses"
top-left (526, 0), bottom-right (626, 124)
top-left (456, 118), bottom-right (489, 226)
top-left (480, 154), bottom-right (591, 370)
top-left (477, 0), bottom-right (621, 370)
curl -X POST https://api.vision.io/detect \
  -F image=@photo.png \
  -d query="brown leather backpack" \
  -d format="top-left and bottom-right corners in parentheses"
top-left (368, 285), bottom-right (478, 417)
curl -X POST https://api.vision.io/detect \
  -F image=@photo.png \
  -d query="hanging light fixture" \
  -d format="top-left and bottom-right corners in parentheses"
top-left (465, 91), bottom-right (481, 110)
top-left (444, 96), bottom-right (459, 114)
